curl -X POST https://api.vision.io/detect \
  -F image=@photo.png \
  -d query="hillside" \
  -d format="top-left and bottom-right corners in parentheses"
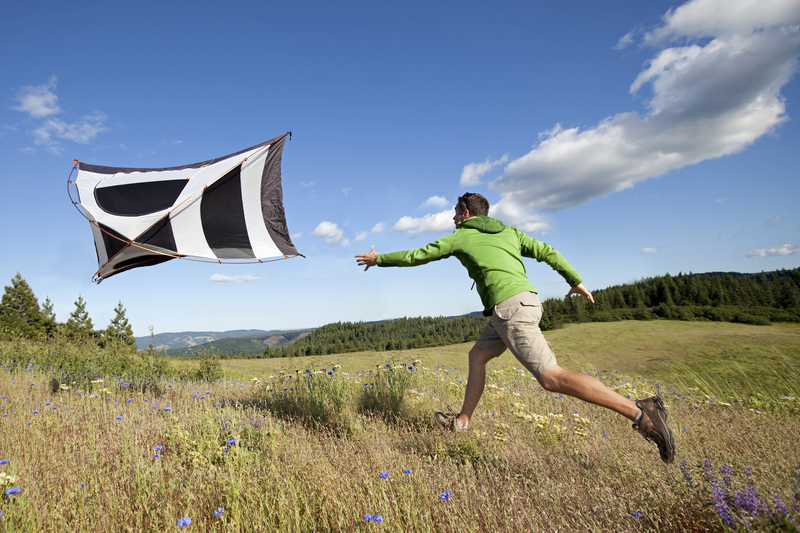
top-left (134, 329), bottom-right (298, 351)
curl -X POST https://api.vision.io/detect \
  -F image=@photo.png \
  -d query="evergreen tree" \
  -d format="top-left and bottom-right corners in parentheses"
top-left (41, 297), bottom-right (58, 335)
top-left (106, 301), bottom-right (135, 348)
top-left (65, 296), bottom-right (95, 338)
top-left (0, 273), bottom-right (46, 339)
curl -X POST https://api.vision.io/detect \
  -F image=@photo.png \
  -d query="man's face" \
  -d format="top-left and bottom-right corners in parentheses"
top-left (453, 205), bottom-right (468, 228)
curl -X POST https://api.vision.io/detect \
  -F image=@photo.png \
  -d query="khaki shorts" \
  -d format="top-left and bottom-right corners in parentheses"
top-left (475, 292), bottom-right (556, 376)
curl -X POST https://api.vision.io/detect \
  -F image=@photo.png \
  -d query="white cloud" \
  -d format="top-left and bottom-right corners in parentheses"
top-left (12, 76), bottom-right (60, 118)
top-left (485, 0), bottom-right (800, 226)
top-left (715, 198), bottom-right (727, 203)
top-left (354, 231), bottom-right (368, 242)
top-left (311, 221), bottom-right (349, 245)
top-left (418, 195), bottom-right (449, 210)
top-left (300, 181), bottom-right (314, 188)
top-left (371, 222), bottom-right (384, 233)
top-left (209, 273), bottom-right (263, 283)
top-left (18, 147), bottom-right (36, 155)
top-left (342, 187), bottom-right (353, 195)
top-left (746, 243), bottom-right (800, 257)
top-left (460, 154), bottom-right (509, 187)
top-left (392, 209), bottom-right (455, 236)
top-left (11, 77), bottom-right (109, 155)
top-left (291, 232), bottom-right (302, 239)
top-left (766, 215), bottom-right (783, 227)
top-left (641, 247), bottom-right (662, 254)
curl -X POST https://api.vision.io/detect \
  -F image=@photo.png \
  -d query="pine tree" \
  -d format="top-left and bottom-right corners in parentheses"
top-left (106, 301), bottom-right (135, 348)
top-left (41, 297), bottom-right (58, 335)
top-left (65, 296), bottom-right (95, 338)
top-left (0, 273), bottom-right (47, 339)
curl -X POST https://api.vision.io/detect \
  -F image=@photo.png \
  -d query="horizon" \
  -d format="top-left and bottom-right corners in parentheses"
top-left (2, 0), bottom-right (799, 338)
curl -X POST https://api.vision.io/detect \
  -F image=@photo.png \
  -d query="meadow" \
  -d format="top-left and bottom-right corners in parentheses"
top-left (0, 321), bottom-right (798, 532)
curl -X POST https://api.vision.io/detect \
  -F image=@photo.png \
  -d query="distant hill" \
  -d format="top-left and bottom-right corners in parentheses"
top-left (134, 329), bottom-right (298, 351)
top-left (164, 330), bottom-right (312, 357)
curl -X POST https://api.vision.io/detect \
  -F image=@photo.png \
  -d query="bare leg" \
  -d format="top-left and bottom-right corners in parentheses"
top-left (536, 364), bottom-right (640, 421)
top-left (456, 345), bottom-right (495, 428)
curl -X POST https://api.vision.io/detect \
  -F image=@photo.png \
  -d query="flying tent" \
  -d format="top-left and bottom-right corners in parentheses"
top-left (68, 132), bottom-right (301, 283)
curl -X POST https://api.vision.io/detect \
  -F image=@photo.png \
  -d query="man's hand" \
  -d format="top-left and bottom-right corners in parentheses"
top-left (355, 246), bottom-right (378, 271)
top-left (566, 283), bottom-right (595, 304)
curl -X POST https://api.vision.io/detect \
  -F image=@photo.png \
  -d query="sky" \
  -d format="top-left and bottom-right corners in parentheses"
top-left (2, 0), bottom-right (799, 338)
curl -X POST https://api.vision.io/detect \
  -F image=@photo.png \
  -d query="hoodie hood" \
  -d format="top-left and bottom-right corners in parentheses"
top-left (458, 215), bottom-right (506, 234)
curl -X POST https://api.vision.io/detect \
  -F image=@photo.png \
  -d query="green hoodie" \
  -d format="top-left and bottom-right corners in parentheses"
top-left (376, 216), bottom-right (583, 316)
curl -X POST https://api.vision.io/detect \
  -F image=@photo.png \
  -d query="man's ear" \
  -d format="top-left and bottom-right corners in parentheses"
top-left (463, 209), bottom-right (471, 220)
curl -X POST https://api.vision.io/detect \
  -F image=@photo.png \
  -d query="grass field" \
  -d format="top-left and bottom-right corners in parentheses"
top-left (0, 320), bottom-right (798, 531)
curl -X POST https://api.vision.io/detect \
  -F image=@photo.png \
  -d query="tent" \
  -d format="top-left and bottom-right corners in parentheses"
top-left (69, 132), bottom-right (300, 282)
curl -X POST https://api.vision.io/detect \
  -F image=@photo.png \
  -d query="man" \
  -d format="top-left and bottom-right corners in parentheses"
top-left (355, 193), bottom-right (675, 463)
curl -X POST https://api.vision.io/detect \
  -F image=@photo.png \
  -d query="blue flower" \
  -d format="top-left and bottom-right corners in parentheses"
top-left (379, 471), bottom-right (389, 479)
top-left (602, 433), bottom-right (609, 438)
top-left (364, 514), bottom-right (373, 522)
top-left (440, 490), bottom-right (451, 501)
top-left (32, 410), bottom-right (39, 415)
top-left (214, 507), bottom-right (224, 518)
top-left (116, 416), bottom-right (122, 420)
top-left (5, 487), bottom-right (21, 495)
top-left (177, 517), bottom-right (191, 527)
top-left (373, 515), bottom-right (384, 522)
top-left (404, 469), bottom-right (412, 474)
top-left (0, 460), bottom-right (8, 464)
top-left (632, 512), bottom-right (642, 518)
top-left (154, 445), bottom-right (163, 451)
top-left (127, 398), bottom-right (134, 403)
top-left (164, 407), bottom-right (171, 412)
top-left (226, 439), bottom-right (238, 446)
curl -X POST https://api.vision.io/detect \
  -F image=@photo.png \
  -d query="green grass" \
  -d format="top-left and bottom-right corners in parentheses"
top-left (0, 320), bottom-right (798, 531)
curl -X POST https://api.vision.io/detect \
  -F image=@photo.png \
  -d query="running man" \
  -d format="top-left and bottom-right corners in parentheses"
top-left (355, 193), bottom-right (675, 463)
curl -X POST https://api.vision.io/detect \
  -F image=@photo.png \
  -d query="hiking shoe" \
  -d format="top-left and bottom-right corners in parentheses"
top-left (633, 396), bottom-right (675, 463)
top-left (434, 412), bottom-right (466, 432)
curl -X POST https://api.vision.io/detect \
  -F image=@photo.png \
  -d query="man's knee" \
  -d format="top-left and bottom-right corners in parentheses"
top-left (469, 345), bottom-right (494, 368)
top-left (536, 364), bottom-right (565, 392)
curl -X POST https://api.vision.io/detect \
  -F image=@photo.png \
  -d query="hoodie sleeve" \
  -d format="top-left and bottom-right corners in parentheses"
top-left (376, 234), bottom-right (455, 267)
top-left (518, 230), bottom-right (583, 287)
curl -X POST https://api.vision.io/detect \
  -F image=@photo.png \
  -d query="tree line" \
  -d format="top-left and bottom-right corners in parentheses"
top-left (0, 272), bottom-right (135, 348)
top-left (540, 268), bottom-right (800, 329)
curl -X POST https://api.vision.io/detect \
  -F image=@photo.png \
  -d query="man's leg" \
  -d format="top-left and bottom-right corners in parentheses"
top-left (456, 345), bottom-right (495, 429)
top-left (536, 364), bottom-right (640, 421)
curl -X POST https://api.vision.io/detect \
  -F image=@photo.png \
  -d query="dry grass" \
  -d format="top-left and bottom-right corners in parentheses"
top-left (0, 321), bottom-right (798, 531)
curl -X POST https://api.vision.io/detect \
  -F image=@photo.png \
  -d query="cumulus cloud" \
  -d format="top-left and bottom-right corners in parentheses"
top-left (311, 221), bottom-right (349, 245)
top-left (12, 76), bottom-right (60, 118)
top-left (418, 195), bottom-right (450, 210)
top-left (355, 231), bottom-right (368, 242)
top-left (11, 77), bottom-right (109, 155)
top-left (746, 243), bottom-right (800, 257)
top-left (642, 247), bottom-right (662, 254)
top-left (460, 155), bottom-right (509, 187)
top-left (291, 232), bottom-right (302, 239)
top-left (371, 222), bottom-right (384, 233)
top-left (392, 209), bottom-right (455, 236)
top-left (209, 273), bottom-right (263, 283)
top-left (486, 0), bottom-right (800, 225)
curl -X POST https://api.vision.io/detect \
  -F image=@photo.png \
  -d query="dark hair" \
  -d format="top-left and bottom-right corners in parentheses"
top-left (457, 193), bottom-right (490, 216)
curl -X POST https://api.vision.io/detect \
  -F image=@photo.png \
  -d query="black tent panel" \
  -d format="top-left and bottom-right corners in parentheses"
top-left (99, 223), bottom-right (130, 259)
top-left (136, 215), bottom-right (178, 253)
top-left (200, 165), bottom-right (255, 258)
top-left (95, 179), bottom-right (189, 216)
top-left (261, 135), bottom-right (299, 256)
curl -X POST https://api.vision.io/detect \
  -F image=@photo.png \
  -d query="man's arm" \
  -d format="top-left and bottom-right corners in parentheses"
top-left (355, 246), bottom-right (378, 271)
top-left (566, 283), bottom-right (595, 304)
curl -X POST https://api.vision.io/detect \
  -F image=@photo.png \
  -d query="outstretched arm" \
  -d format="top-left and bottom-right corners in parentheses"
top-left (566, 283), bottom-right (595, 304)
top-left (355, 245), bottom-right (378, 271)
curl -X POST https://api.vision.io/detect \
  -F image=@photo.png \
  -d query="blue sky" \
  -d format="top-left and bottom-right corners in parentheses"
top-left (2, 0), bottom-right (799, 338)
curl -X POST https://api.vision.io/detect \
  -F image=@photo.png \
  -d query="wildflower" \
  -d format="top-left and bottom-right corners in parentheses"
top-left (164, 407), bottom-right (171, 412)
top-left (602, 433), bottom-right (609, 438)
top-left (379, 471), bottom-right (389, 479)
top-left (0, 460), bottom-right (7, 465)
top-left (364, 514), bottom-right (373, 521)
top-left (440, 490), bottom-right (451, 501)
top-left (214, 507), bottom-right (224, 518)
top-left (632, 512), bottom-right (642, 518)
top-left (154, 446), bottom-right (163, 451)
top-left (373, 515), bottom-right (384, 522)
top-left (126, 398), bottom-right (134, 403)
top-left (177, 517), bottom-right (191, 527)
top-left (32, 410), bottom-right (39, 415)
top-left (404, 469), bottom-right (412, 474)
top-left (116, 416), bottom-right (122, 420)
top-left (4, 487), bottom-right (21, 495)
top-left (226, 439), bottom-right (238, 446)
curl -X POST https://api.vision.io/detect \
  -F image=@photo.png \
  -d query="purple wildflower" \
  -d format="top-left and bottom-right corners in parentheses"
top-left (379, 471), bottom-right (389, 479)
top-left (177, 517), bottom-right (191, 527)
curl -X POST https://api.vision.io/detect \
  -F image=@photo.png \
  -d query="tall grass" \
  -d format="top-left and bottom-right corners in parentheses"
top-left (0, 323), bottom-right (798, 531)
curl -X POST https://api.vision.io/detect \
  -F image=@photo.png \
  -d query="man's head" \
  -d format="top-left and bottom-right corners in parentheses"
top-left (454, 192), bottom-right (490, 227)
